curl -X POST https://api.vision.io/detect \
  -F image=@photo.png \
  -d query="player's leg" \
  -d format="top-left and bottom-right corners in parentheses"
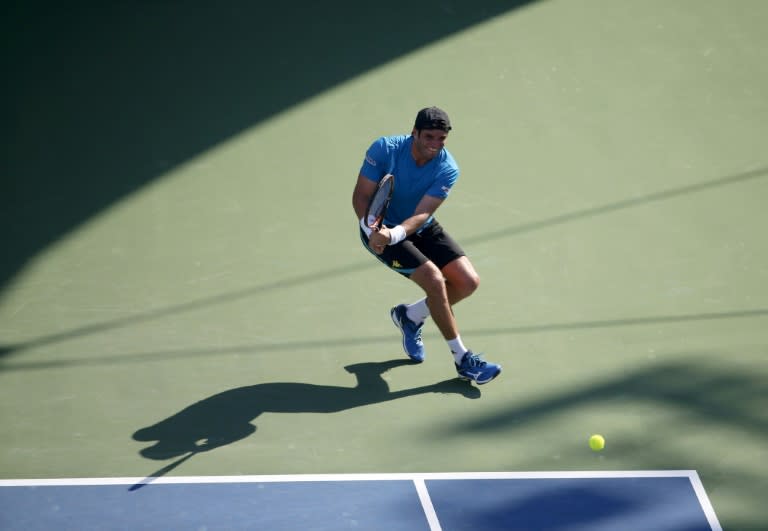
top-left (395, 246), bottom-right (478, 336)
top-left (442, 255), bottom-right (480, 305)
top-left (408, 220), bottom-right (478, 325)
top-left (360, 227), bottom-right (430, 361)
top-left (408, 261), bottom-right (459, 342)
top-left (407, 260), bottom-right (500, 384)
top-left (411, 222), bottom-right (501, 384)
top-left (359, 222), bottom-right (501, 383)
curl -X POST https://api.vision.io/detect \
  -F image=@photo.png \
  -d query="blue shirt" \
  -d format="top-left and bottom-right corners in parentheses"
top-left (359, 135), bottom-right (459, 229)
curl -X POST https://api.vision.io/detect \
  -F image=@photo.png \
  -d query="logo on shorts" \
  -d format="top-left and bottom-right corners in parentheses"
top-left (392, 260), bottom-right (402, 269)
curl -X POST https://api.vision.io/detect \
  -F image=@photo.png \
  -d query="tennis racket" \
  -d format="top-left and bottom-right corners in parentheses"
top-left (364, 173), bottom-right (394, 231)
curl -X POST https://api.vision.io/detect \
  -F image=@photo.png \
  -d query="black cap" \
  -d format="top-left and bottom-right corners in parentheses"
top-left (414, 106), bottom-right (452, 131)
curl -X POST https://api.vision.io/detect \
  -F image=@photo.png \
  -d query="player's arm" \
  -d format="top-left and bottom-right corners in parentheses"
top-left (401, 195), bottom-right (445, 234)
top-left (353, 136), bottom-right (390, 221)
top-left (352, 174), bottom-right (378, 220)
top-left (376, 194), bottom-right (445, 246)
top-left (391, 165), bottom-right (455, 239)
top-left (353, 174), bottom-right (387, 253)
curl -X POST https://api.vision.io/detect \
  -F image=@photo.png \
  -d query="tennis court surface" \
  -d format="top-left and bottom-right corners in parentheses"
top-left (3, 1), bottom-right (767, 530)
top-left (1, 471), bottom-right (720, 530)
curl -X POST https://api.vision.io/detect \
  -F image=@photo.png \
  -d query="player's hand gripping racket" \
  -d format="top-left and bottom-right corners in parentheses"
top-left (364, 173), bottom-right (394, 232)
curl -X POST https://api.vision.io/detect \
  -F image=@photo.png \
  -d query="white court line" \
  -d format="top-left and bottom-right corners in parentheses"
top-left (413, 478), bottom-right (443, 531)
top-left (687, 472), bottom-right (723, 531)
top-left (0, 469), bottom-right (706, 486)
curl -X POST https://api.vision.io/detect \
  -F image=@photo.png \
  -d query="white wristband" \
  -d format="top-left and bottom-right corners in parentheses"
top-left (388, 225), bottom-right (407, 245)
top-left (359, 217), bottom-right (373, 237)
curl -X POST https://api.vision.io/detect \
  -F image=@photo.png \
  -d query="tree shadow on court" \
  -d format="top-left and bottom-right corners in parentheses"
top-left (433, 483), bottom-right (646, 531)
top-left (3, 308), bottom-right (767, 373)
top-left (463, 165), bottom-right (768, 247)
top-left (1, 166), bottom-right (765, 364)
top-left (435, 359), bottom-right (768, 437)
top-left (0, 1), bottom-right (535, 297)
top-left (130, 359), bottom-right (478, 488)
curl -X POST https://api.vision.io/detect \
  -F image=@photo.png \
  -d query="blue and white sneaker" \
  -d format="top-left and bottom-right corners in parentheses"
top-left (390, 304), bottom-right (425, 362)
top-left (455, 351), bottom-right (501, 385)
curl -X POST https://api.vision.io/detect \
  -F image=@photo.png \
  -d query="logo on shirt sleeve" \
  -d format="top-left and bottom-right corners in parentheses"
top-left (365, 155), bottom-right (377, 166)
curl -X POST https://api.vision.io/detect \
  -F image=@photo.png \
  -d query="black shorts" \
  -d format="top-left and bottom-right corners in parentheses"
top-left (359, 219), bottom-right (465, 277)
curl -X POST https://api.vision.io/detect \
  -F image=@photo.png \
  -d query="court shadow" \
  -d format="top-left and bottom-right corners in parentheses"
top-left (2, 167), bottom-right (765, 364)
top-left (464, 166), bottom-right (768, 247)
top-left (436, 358), bottom-right (768, 437)
top-left (133, 359), bottom-right (479, 462)
top-left (434, 483), bottom-right (636, 530)
top-left (1, 1), bottom-right (536, 297)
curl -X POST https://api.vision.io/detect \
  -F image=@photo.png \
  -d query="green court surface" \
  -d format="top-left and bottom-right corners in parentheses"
top-left (2, 2), bottom-right (767, 529)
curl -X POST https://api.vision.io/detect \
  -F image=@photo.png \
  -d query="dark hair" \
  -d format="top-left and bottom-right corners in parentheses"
top-left (414, 106), bottom-right (452, 131)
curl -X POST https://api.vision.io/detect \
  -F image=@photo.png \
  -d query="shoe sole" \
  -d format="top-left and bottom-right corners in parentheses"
top-left (458, 366), bottom-right (502, 385)
top-left (390, 307), bottom-right (425, 363)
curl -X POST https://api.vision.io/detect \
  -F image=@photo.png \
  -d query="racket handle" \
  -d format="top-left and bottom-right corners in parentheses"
top-left (360, 217), bottom-right (373, 237)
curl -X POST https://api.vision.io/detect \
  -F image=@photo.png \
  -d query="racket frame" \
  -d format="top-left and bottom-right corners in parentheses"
top-left (364, 173), bottom-right (395, 231)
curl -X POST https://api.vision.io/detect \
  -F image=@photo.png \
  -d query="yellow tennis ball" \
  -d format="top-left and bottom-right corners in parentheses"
top-left (589, 434), bottom-right (605, 451)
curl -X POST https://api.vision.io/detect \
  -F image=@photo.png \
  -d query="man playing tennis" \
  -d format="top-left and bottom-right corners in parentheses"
top-left (352, 107), bottom-right (501, 385)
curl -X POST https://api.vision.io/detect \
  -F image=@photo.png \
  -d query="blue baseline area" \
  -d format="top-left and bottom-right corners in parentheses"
top-left (0, 473), bottom-right (719, 531)
top-left (427, 477), bottom-right (713, 531)
top-left (0, 480), bottom-right (428, 531)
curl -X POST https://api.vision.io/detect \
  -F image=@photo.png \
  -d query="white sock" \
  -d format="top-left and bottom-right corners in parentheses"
top-left (405, 298), bottom-right (430, 325)
top-left (448, 336), bottom-right (468, 363)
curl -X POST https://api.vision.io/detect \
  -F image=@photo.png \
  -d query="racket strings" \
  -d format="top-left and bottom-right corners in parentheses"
top-left (367, 181), bottom-right (393, 226)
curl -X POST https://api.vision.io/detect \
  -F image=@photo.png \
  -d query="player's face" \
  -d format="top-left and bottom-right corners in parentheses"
top-left (413, 128), bottom-right (448, 162)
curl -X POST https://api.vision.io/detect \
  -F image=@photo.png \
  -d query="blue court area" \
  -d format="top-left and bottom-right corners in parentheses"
top-left (1, 472), bottom-right (721, 531)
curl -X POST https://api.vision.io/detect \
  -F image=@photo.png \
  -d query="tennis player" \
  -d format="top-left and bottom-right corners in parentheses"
top-left (352, 107), bottom-right (501, 385)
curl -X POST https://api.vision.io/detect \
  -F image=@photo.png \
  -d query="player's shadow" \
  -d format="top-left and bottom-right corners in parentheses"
top-left (133, 359), bottom-right (478, 463)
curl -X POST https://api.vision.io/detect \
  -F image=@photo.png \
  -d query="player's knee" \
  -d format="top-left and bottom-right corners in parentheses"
top-left (469, 271), bottom-right (481, 294)
top-left (456, 271), bottom-right (480, 298)
top-left (442, 257), bottom-right (480, 299)
top-left (415, 264), bottom-right (449, 298)
top-left (427, 273), bottom-right (450, 297)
